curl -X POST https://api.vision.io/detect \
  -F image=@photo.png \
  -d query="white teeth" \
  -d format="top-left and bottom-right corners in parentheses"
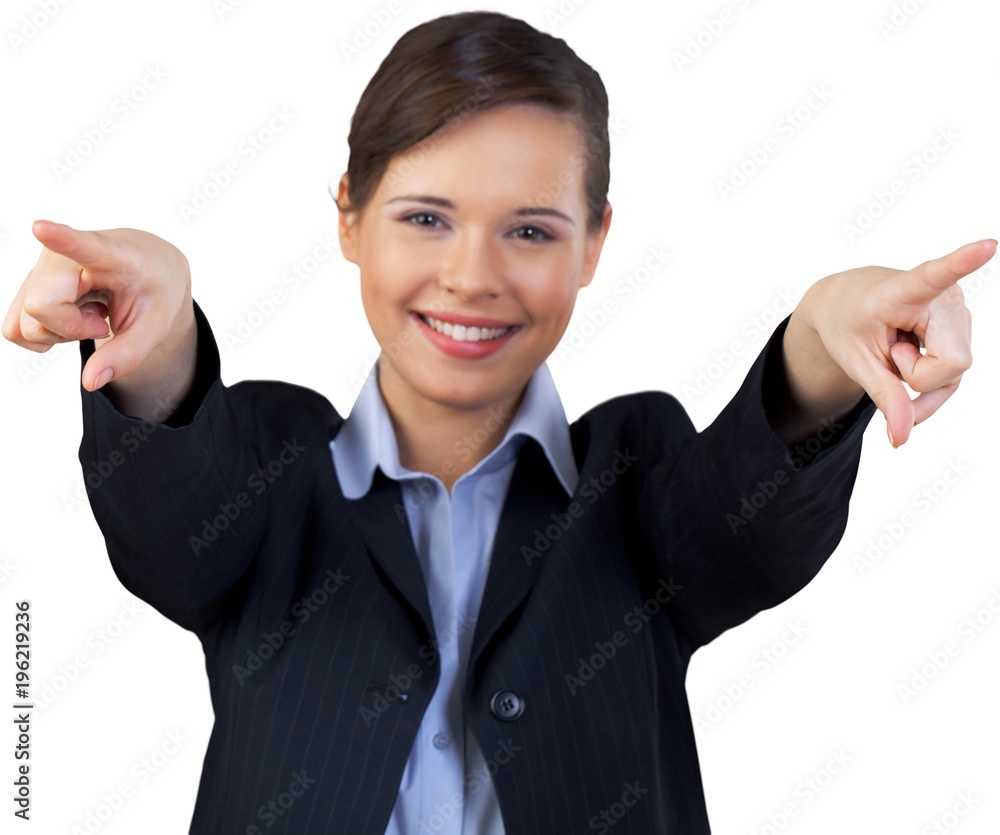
top-left (421, 314), bottom-right (513, 342)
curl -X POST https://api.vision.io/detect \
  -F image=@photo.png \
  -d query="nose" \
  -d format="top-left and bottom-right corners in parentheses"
top-left (438, 229), bottom-right (505, 300)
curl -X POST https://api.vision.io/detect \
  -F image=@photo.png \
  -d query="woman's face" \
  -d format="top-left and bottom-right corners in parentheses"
top-left (338, 102), bottom-right (612, 418)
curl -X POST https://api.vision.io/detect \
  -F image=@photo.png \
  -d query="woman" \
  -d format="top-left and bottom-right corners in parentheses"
top-left (2, 10), bottom-right (989, 834)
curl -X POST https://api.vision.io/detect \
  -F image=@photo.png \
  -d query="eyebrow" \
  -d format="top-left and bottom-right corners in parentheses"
top-left (385, 194), bottom-right (575, 225)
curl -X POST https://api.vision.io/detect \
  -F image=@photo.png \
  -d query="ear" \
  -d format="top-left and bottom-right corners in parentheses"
top-left (336, 173), bottom-right (360, 265)
top-left (578, 201), bottom-right (613, 290)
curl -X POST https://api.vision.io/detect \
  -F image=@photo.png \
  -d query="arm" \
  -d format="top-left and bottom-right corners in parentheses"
top-left (637, 316), bottom-right (876, 650)
top-left (637, 238), bottom-right (993, 650)
top-left (78, 299), bottom-right (267, 636)
top-left (6, 221), bottom-right (277, 635)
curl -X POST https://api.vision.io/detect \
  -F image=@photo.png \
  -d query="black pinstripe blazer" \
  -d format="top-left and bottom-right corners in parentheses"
top-left (78, 300), bottom-right (876, 834)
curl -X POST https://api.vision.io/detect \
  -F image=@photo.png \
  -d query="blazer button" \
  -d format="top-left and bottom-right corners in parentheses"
top-left (490, 689), bottom-right (524, 721)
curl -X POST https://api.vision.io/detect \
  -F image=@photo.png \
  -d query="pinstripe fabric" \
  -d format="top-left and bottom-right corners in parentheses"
top-left (332, 356), bottom-right (580, 835)
top-left (77, 300), bottom-right (877, 834)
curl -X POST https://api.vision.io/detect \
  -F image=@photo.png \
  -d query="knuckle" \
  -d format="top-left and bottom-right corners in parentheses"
top-left (951, 347), bottom-right (973, 370)
top-left (115, 342), bottom-right (145, 375)
top-left (21, 294), bottom-right (51, 317)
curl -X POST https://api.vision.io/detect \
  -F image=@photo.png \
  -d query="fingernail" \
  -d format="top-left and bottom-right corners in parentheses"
top-left (95, 368), bottom-right (113, 390)
top-left (887, 425), bottom-right (895, 447)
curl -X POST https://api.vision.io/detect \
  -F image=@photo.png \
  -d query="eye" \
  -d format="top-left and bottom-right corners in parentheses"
top-left (511, 224), bottom-right (553, 243)
top-left (402, 212), bottom-right (445, 229)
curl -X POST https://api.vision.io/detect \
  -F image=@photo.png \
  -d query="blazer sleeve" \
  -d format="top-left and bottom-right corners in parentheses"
top-left (77, 299), bottom-right (267, 637)
top-left (636, 314), bottom-right (878, 651)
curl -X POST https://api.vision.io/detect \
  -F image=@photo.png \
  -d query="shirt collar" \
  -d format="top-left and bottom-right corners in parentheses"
top-left (331, 360), bottom-right (578, 500)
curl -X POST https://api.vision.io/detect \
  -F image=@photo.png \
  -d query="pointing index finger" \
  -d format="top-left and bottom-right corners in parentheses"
top-left (896, 239), bottom-right (997, 306)
top-left (31, 220), bottom-right (117, 270)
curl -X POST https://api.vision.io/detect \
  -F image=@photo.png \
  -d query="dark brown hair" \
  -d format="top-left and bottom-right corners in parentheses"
top-left (337, 10), bottom-right (610, 232)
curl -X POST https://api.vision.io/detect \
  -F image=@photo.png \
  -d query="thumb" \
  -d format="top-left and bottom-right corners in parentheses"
top-left (856, 354), bottom-right (916, 447)
top-left (80, 306), bottom-right (171, 392)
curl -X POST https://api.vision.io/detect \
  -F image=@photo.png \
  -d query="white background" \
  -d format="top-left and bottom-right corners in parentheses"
top-left (1, 0), bottom-right (997, 832)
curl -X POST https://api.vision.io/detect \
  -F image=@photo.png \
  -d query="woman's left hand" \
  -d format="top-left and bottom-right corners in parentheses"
top-left (783, 238), bottom-right (996, 447)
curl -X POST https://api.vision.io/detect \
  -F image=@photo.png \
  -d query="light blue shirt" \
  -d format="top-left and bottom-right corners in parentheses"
top-left (330, 359), bottom-right (579, 835)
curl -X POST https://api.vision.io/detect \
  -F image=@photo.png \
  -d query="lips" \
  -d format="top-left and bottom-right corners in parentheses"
top-left (410, 311), bottom-right (521, 358)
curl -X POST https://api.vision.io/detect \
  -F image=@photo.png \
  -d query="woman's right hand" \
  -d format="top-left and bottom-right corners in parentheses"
top-left (2, 220), bottom-right (197, 420)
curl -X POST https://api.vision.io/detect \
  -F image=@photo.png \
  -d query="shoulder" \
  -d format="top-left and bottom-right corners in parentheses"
top-left (225, 377), bottom-right (345, 447)
top-left (569, 389), bottom-right (696, 467)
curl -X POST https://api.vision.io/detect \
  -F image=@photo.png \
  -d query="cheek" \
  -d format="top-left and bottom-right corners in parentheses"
top-left (359, 248), bottom-right (414, 310)
top-left (526, 266), bottom-right (581, 321)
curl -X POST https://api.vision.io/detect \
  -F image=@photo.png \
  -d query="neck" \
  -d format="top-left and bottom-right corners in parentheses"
top-left (377, 361), bottom-right (526, 494)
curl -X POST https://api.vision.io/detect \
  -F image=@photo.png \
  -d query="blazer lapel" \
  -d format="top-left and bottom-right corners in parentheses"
top-left (470, 436), bottom-right (569, 668)
top-left (348, 467), bottom-right (436, 643)
top-left (348, 439), bottom-right (569, 672)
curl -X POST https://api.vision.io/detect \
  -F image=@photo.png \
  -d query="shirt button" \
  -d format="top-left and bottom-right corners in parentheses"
top-left (490, 690), bottom-right (525, 721)
top-left (432, 732), bottom-right (450, 749)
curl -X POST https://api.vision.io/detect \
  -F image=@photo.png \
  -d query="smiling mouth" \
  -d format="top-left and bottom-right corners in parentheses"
top-left (414, 312), bottom-right (520, 342)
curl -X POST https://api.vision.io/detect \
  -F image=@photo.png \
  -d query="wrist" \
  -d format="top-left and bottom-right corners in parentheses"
top-left (101, 295), bottom-right (197, 422)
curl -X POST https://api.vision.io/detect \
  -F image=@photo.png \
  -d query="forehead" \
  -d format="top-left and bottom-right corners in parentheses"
top-left (376, 103), bottom-right (588, 208)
